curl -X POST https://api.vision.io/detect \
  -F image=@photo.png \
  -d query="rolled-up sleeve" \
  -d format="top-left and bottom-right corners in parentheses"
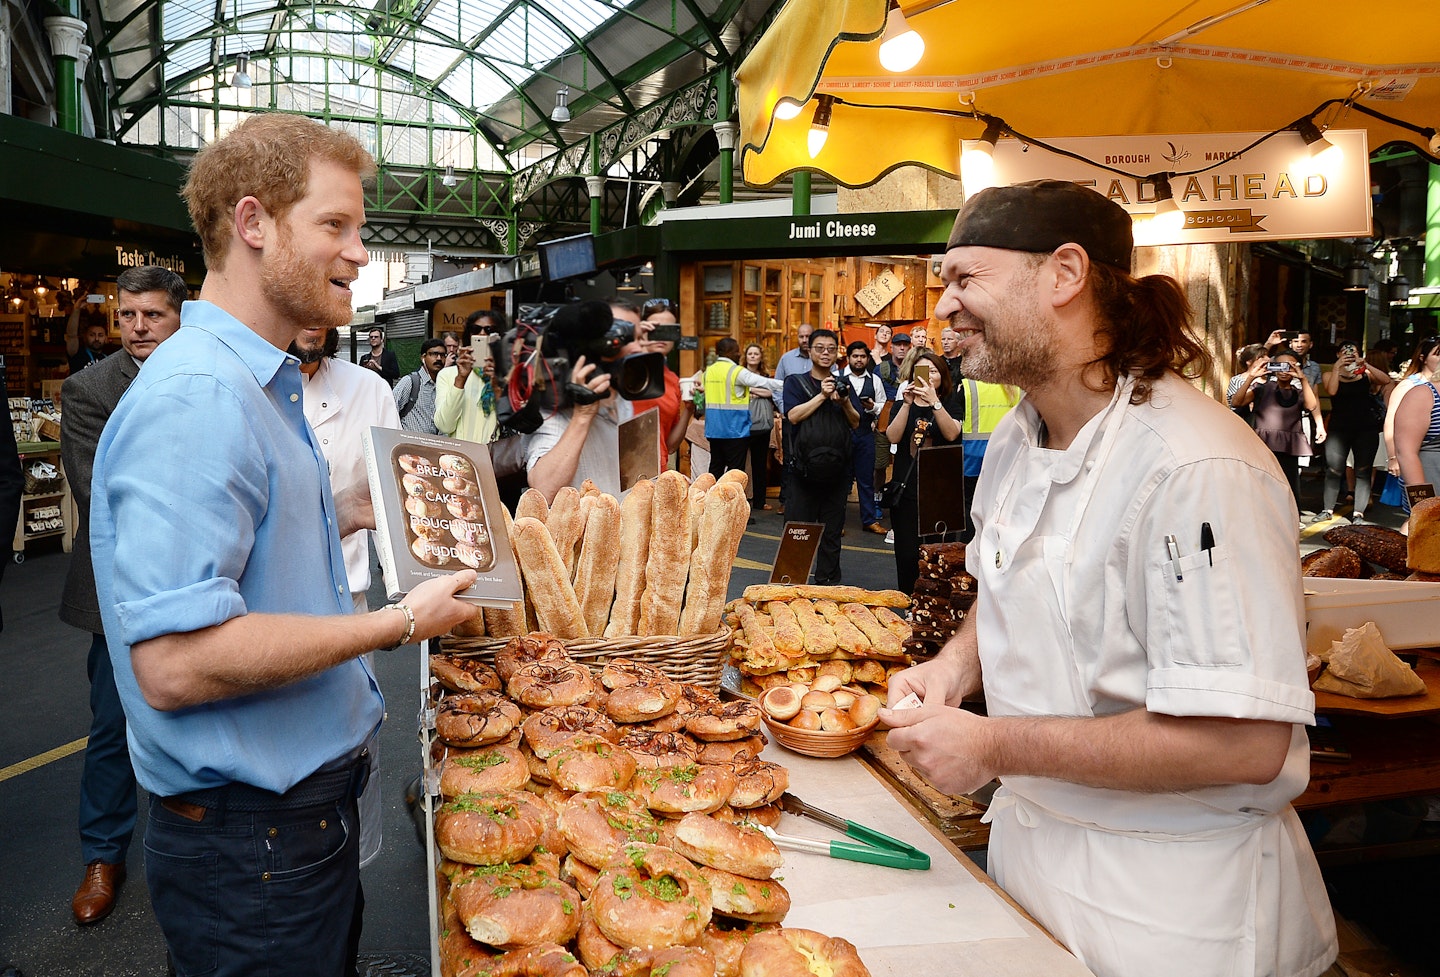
top-left (1127, 458), bottom-right (1316, 725)
top-left (104, 374), bottom-right (265, 647)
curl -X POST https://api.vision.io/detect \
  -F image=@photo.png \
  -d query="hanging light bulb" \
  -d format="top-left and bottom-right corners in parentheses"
top-left (1293, 118), bottom-right (1342, 179)
top-left (442, 165), bottom-right (458, 188)
top-left (551, 86), bottom-right (571, 123)
top-left (229, 53), bottom-right (253, 89)
top-left (959, 120), bottom-right (1002, 193)
top-left (773, 97), bottom-right (805, 121)
top-left (808, 95), bottom-right (835, 158)
top-left (1148, 175), bottom-right (1185, 238)
top-left (878, 1), bottom-right (924, 73)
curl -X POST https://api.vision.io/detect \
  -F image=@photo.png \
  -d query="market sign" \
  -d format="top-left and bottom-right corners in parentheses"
top-left (659, 209), bottom-right (955, 256)
top-left (986, 129), bottom-right (1372, 246)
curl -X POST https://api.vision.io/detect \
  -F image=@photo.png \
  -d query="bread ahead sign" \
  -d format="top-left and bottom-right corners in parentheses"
top-left (983, 129), bottom-right (1371, 246)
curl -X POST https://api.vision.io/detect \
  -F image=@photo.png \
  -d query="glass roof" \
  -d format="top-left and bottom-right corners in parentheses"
top-left (97, 0), bottom-right (778, 176)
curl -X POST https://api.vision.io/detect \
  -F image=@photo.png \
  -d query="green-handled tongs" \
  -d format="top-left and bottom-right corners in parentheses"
top-left (759, 793), bottom-right (930, 871)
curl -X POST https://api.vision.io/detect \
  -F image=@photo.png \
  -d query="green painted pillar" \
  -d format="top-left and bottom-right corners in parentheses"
top-left (587, 133), bottom-right (603, 234)
top-left (793, 171), bottom-right (812, 216)
top-left (715, 72), bottom-right (737, 204)
top-left (43, 11), bottom-right (86, 134)
top-left (1427, 163), bottom-right (1440, 289)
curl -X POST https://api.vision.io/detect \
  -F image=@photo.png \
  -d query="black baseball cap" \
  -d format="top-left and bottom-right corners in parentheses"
top-left (892, 333), bottom-right (912, 344)
top-left (947, 179), bottom-right (1134, 272)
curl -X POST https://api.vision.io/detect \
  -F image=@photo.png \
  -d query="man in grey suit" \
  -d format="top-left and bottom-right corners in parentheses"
top-left (60, 265), bottom-right (185, 925)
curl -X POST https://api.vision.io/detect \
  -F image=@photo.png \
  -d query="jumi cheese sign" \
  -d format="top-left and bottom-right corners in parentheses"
top-left (986, 129), bottom-right (1371, 246)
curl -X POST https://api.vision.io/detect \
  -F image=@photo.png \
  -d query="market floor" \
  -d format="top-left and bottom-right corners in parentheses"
top-left (4, 485), bottom-right (1437, 976)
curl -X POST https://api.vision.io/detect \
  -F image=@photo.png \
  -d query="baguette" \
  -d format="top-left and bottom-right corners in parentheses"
top-left (767, 601), bottom-right (805, 659)
top-left (511, 516), bottom-right (588, 639)
top-left (450, 604), bottom-right (487, 637)
top-left (546, 486), bottom-right (585, 578)
top-left (573, 494), bottom-right (597, 580)
top-left (483, 505), bottom-right (529, 637)
top-left (573, 493), bottom-right (622, 636)
top-left (872, 606), bottom-right (913, 641)
top-left (742, 584), bottom-right (910, 608)
top-left (814, 599), bottom-right (870, 655)
top-left (515, 488), bottom-right (550, 525)
top-left (789, 599), bottom-right (837, 657)
top-left (678, 483), bottom-right (749, 635)
top-left (605, 478), bottom-right (654, 637)
top-left (733, 602), bottom-right (783, 672)
top-left (580, 478), bottom-right (602, 498)
top-left (638, 470), bottom-right (691, 635)
top-left (687, 484), bottom-right (709, 554)
top-left (716, 469), bottom-right (748, 492)
top-left (840, 603), bottom-right (903, 657)
top-left (690, 472), bottom-right (717, 494)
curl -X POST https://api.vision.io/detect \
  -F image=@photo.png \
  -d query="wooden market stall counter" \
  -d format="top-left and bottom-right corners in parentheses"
top-left (1295, 658), bottom-right (1440, 813)
top-left (760, 737), bottom-right (1094, 976)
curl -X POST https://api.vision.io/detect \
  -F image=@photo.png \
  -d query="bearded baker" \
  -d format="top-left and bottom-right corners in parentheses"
top-left (881, 181), bottom-right (1336, 977)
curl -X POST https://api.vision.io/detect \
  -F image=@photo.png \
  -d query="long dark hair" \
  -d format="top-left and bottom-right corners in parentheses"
top-left (1087, 263), bottom-right (1213, 404)
top-left (1402, 335), bottom-right (1440, 379)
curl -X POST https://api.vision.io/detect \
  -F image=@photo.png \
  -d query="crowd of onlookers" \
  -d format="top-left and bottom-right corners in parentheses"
top-left (1226, 328), bottom-right (1440, 528)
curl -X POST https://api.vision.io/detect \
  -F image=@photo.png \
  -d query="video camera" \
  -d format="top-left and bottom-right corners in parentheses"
top-left (516, 301), bottom-right (667, 409)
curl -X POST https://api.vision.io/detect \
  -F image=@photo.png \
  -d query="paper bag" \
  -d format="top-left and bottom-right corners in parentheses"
top-left (1312, 622), bottom-right (1426, 698)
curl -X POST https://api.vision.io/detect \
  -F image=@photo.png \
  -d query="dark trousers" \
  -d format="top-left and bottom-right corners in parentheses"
top-left (1324, 425), bottom-right (1379, 515)
top-left (780, 419), bottom-right (795, 506)
top-left (708, 436), bottom-right (749, 481)
top-left (851, 428), bottom-right (878, 526)
top-left (145, 769), bottom-right (365, 977)
top-left (748, 429), bottom-right (772, 505)
top-left (1272, 450), bottom-right (1302, 516)
top-left (80, 631), bottom-right (138, 864)
top-left (892, 491), bottom-right (922, 595)
top-left (787, 474), bottom-right (848, 584)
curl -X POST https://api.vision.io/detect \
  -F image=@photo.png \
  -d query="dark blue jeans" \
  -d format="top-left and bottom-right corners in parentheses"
top-left (81, 631), bottom-right (137, 864)
top-left (851, 427), bottom-right (878, 526)
top-left (144, 784), bottom-right (363, 977)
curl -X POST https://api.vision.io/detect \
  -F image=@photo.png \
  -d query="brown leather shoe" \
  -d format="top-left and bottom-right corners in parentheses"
top-left (72, 860), bottom-right (125, 925)
top-left (865, 523), bottom-right (887, 534)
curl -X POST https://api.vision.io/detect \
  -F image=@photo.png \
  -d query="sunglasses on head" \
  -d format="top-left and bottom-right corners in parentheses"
top-left (642, 298), bottom-right (677, 315)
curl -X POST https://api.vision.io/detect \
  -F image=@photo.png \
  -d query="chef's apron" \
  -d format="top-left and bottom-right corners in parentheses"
top-left (976, 379), bottom-right (1334, 977)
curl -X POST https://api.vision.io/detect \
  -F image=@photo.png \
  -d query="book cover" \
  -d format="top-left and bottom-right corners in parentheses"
top-left (363, 427), bottom-right (523, 608)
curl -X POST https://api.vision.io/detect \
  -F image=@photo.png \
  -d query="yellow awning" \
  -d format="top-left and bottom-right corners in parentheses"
top-left (738, 0), bottom-right (1440, 188)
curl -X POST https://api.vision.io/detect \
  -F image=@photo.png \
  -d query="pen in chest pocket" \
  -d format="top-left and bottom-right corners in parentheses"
top-left (1200, 522), bottom-right (1215, 566)
top-left (1165, 534), bottom-right (1183, 582)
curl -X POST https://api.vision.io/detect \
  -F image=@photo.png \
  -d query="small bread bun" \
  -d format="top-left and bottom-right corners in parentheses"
top-left (817, 660), bottom-right (853, 685)
top-left (787, 666), bottom-right (816, 684)
top-left (761, 686), bottom-right (802, 721)
top-left (819, 707), bottom-right (857, 733)
top-left (787, 682), bottom-right (810, 699)
top-left (788, 710), bottom-right (822, 731)
top-left (810, 674), bottom-right (843, 693)
top-left (852, 660), bottom-right (887, 684)
top-left (830, 689), bottom-right (857, 711)
top-left (800, 690), bottom-right (835, 713)
top-left (849, 694), bottom-right (882, 728)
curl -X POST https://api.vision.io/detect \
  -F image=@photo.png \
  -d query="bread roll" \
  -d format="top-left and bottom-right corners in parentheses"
top-left (1301, 545), bottom-right (1363, 579)
top-left (767, 602), bottom-right (805, 659)
top-left (573, 493), bottom-right (622, 636)
top-left (605, 479), bottom-right (654, 637)
top-left (1408, 497), bottom-right (1440, 573)
top-left (679, 483), bottom-right (750, 636)
top-left (482, 505), bottom-right (527, 637)
top-left (512, 516), bottom-right (588, 639)
top-left (789, 599), bottom-right (837, 657)
top-left (638, 470), bottom-right (691, 636)
top-left (546, 487), bottom-right (585, 578)
top-left (840, 603), bottom-right (903, 656)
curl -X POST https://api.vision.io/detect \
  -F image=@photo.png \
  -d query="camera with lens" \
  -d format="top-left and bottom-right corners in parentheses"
top-left (516, 301), bottom-right (667, 410)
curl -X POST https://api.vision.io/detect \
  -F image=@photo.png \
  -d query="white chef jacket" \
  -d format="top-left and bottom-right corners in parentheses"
top-left (969, 373), bottom-right (1336, 977)
top-left (301, 358), bottom-right (402, 597)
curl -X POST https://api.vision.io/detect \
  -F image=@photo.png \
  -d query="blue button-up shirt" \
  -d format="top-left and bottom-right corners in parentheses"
top-left (90, 300), bottom-right (383, 796)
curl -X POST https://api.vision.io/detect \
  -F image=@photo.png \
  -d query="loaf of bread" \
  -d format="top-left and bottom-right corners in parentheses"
top-left (1301, 545), bottom-right (1363, 579)
top-left (638, 470), bottom-right (691, 636)
top-left (511, 516), bottom-right (587, 639)
top-left (1322, 524), bottom-right (1410, 574)
top-left (546, 486), bottom-right (585, 578)
top-left (515, 487), bottom-right (549, 525)
top-left (678, 482), bottom-right (749, 636)
top-left (605, 479), bottom-right (654, 637)
top-left (573, 493), bottom-right (622, 636)
top-left (482, 505), bottom-right (528, 637)
top-left (1407, 497), bottom-right (1440, 573)
top-left (742, 584), bottom-right (910, 608)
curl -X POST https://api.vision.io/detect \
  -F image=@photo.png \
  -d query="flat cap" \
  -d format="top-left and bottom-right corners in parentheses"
top-left (947, 180), bottom-right (1133, 272)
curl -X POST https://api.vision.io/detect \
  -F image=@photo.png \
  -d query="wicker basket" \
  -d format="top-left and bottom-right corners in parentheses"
top-left (439, 631), bottom-right (732, 690)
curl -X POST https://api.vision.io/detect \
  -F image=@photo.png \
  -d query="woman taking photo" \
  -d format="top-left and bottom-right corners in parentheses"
top-left (1318, 345), bottom-right (1393, 523)
top-left (885, 349), bottom-right (962, 594)
top-left (743, 343), bottom-right (776, 509)
top-left (1231, 343), bottom-right (1325, 518)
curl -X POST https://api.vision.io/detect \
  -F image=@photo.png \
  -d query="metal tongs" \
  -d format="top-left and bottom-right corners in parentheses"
top-left (758, 793), bottom-right (930, 871)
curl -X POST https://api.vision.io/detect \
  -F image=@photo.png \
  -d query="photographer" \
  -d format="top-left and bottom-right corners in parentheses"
top-left (434, 310), bottom-right (504, 444)
top-left (522, 300), bottom-right (651, 501)
top-left (784, 329), bottom-right (859, 585)
top-left (1231, 342), bottom-right (1325, 518)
